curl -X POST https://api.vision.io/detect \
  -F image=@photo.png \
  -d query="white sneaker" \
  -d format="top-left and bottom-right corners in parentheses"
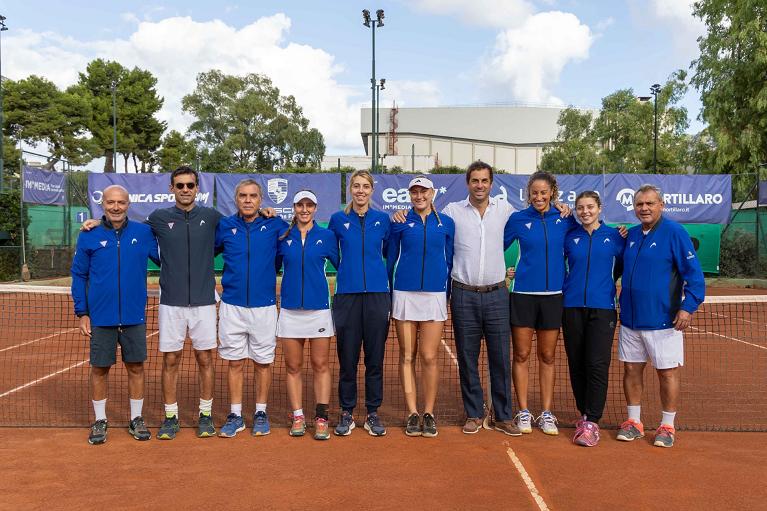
top-left (514, 410), bottom-right (533, 434)
top-left (536, 411), bottom-right (559, 436)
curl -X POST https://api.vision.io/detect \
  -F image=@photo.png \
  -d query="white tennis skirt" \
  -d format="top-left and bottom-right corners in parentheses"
top-left (391, 290), bottom-right (448, 322)
top-left (277, 308), bottom-right (335, 339)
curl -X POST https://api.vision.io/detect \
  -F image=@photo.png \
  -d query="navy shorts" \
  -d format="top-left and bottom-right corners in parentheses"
top-left (509, 293), bottom-right (563, 330)
top-left (90, 324), bottom-right (147, 367)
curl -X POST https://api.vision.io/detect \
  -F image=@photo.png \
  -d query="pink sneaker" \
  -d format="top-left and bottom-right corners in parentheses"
top-left (573, 420), bottom-right (600, 447)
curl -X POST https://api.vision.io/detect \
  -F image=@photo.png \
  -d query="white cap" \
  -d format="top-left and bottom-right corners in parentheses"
top-left (293, 190), bottom-right (318, 204)
top-left (408, 177), bottom-right (434, 190)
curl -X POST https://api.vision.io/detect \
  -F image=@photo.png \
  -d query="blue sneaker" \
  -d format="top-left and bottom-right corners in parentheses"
top-left (364, 413), bottom-right (387, 437)
top-left (157, 415), bottom-right (179, 440)
top-left (252, 411), bottom-right (271, 436)
top-left (334, 411), bottom-right (356, 436)
top-left (219, 413), bottom-right (245, 438)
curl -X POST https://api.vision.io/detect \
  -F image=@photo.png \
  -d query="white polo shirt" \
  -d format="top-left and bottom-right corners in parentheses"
top-left (443, 196), bottom-right (515, 287)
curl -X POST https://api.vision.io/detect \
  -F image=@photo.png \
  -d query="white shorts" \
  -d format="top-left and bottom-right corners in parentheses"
top-left (391, 290), bottom-right (447, 322)
top-left (218, 302), bottom-right (278, 363)
top-left (618, 326), bottom-right (684, 370)
top-left (277, 308), bottom-right (334, 339)
top-left (158, 304), bottom-right (218, 352)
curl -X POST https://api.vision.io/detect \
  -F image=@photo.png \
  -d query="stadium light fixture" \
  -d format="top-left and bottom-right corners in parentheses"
top-left (376, 79), bottom-right (385, 172)
top-left (363, 8), bottom-right (385, 172)
top-left (650, 83), bottom-right (661, 173)
top-left (0, 14), bottom-right (8, 192)
top-left (111, 81), bottom-right (117, 172)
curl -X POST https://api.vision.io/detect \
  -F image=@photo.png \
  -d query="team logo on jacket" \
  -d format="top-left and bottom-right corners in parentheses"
top-left (408, 222), bottom-right (415, 228)
top-left (267, 178), bottom-right (289, 204)
top-left (525, 222), bottom-right (532, 230)
top-left (556, 218), bottom-right (562, 224)
top-left (200, 220), bottom-right (206, 226)
top-left (168, 222), bottom-right (175, 229)
top-left (687, 251), bottom-right (695, 259)
top-left (231, 228), bottom-right (237, 235)
top-left (603, 238), bottom-right (611, 243)
top-left (131, 238), bottom-right (138, 244)
top-left (574, 238), bottom-right (580, 244)
top-left (629, 241), bottom-right (635, 248)
top-left (374, 221), bottom-right (381, 227)
top-left (260, 225), bottom-right (267, 231)
top-left (287, 239), bottom-right (293, 246)
top-left (343, 222), bottom-right (350, 230)
top-left (99, 240), bottom-right (107, 247)
top-left (650, 242), bottom-right (657, 248)
top-left (316, 240), bottom-right (323, 245)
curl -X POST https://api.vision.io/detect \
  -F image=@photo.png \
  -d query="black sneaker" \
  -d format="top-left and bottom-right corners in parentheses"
top-left (157, 415), bottom-right (180, 440)
top-left (405, 413), bottom-right (422, 437)
top-left (364, 413), bottom-right (387, 437)
top-left (423, 413), bottom-right (438, 438)
top-left (128, 416), bottom-right (151, 441)
top-left (197, 412), bottom-right (216, 438)
top-left (88, 419), bottom-right (108, 445)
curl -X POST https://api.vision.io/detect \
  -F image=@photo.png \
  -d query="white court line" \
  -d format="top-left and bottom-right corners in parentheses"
top-left (0, 328), bottom-right (78, 353)
top-left (703, 310), bottom-right (765, 327)
top-left (689, 326), bottom-right (767, 351)
top-left (440, 337), bottom-right (549, 511)
top-left (505, 442), bottom-right (550, 511)
top-left (0, 360), bottom-right (89, 398)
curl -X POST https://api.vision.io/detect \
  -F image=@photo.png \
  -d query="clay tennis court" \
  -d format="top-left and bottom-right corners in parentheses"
top-left (1, 283), bottom-right (765, 509)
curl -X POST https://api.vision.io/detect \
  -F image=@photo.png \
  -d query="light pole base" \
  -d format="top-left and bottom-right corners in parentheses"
top-left (21, 263), bottom-right (30, 282)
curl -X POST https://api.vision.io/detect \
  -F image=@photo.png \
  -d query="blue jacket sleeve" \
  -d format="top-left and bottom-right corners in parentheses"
top-left (70, 234), bottom-right (91, 316)
top-left (385, 224), bottom-right (402, 291)
top-left (325, 231), bottom-right (340, 271)
top-left (672, 228), bottom-right (706, 313)
top-left (503, 216), bottom-right (518, 250)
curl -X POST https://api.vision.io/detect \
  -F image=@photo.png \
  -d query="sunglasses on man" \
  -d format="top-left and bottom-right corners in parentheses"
top-left (174, 182), bottom-right (197, 190)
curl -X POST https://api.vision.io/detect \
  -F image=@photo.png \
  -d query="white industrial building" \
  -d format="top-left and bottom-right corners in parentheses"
top-left (323, 105), bottom-right (582, 173)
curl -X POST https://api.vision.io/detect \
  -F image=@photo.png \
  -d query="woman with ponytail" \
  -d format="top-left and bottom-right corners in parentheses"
top-left (328, 170), bottom-right (392, 437)
top-left (386, 176), bottom-right (455, 437)
top-left (277, 190), bottom-right (339, 440)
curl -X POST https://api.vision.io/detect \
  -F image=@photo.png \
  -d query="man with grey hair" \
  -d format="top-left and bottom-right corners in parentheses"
top-left (214, 178), bottom-right (288, 438)
top-left (616, 183), bottom-right (705, 448)
top-left (72, 185), bottom-right (159, 444)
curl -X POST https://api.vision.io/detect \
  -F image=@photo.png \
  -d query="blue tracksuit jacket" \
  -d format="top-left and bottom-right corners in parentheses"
top-left (215, 214), bottom-right (289, 308)
top-left (563, 223), bottom-right (625, 309)
top-left (503, 205), bottom-right (578, 292)
top-left (328, 208), bottom-right (390, 294)
top-left (71, 218), bottom-right (159, 327)
top-left (278, 222), bottom-right (339, 310)
top-left (619, 217), bottom-right (705, 330)
top-left (386, 209), bottom-right (455, 293)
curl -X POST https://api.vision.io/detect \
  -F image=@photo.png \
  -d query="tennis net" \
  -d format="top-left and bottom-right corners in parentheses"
top-left (0, 285), bottom-right (765, 431)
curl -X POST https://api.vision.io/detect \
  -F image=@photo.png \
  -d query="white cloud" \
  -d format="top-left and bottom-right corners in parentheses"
top-left (378, 80), bottom-right (442, 108)
top-left (409, 0), bottom-right (535, 28)
top-left (480, 11), bottom-right (593, 104)
top-left (3, 14), bottom-right (370, 155)
top-left (648, 0), bottom-right (705, 56)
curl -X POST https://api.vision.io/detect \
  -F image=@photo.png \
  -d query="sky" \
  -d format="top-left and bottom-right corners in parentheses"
top-left (0, 0), bottom-right (708, 170)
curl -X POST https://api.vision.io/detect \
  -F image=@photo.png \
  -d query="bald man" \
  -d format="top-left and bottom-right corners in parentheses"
top-left (71, 185), bottom-right (160, 445)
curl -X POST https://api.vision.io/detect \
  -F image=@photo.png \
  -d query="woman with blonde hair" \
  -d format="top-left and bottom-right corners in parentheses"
top-left (386, 176), bottom-right (454, 437)
top-left (328, 170), bottom-right (392, 436)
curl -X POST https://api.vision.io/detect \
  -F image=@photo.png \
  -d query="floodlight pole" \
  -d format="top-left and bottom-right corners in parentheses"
top-left (0, 15), bottom-right (8, 192)
top-left (651, 83), bottom-right (661, 173)
top-left (111, 81), bottom-right (117, 172)
top-left (376, 78), bottom-right (385, 172)
top-left (363, 9), bottom-right (384, 173)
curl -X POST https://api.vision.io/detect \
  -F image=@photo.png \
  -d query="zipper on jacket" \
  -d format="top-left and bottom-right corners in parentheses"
top-left (246, 221), bottom-right (251, 307)
top-left (116, 228), bottom-right (122, 326)
top-left (541, 212), bottom-right (549, 290)
top-left (301, 231), bottom-right (307, 308)
top-left (359, 213), bottom-right (367, 291)
top-left (186, 211), bottom-right (191, 306)
top-left (420, 216), bottom-right (427, 290)
top-left (628, 235), bottom-right (648, 326)
top-left (583, 231), bottom-right (593, 306)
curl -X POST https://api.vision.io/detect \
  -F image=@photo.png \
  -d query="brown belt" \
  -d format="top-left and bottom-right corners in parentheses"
top-left (451, 280), bottom-right (506, 293)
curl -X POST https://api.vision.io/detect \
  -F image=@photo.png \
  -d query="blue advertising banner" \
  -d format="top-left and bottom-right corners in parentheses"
top-left (214, 173), bottom-right (341, 222)
top-left (602, 173), bottom-right (731, 224)
top-left (88, 172), bottom-right (215, 221)
top-left (759, 181), bottom-right (767, 206)
top-left (22, 166), bottom-right (67, 205)
top-left (370, 174), bottom-right (603, 213)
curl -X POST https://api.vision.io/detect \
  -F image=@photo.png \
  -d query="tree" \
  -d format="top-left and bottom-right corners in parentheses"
top-left (3, 75), bottom-right (94, 168)
top-left (690, 0), bottom-right (767, 197)
top-left (539, 108), bottom-right (609, 173)
top-left (182, 70), bottom-right (325, 172)
top-left (76, 59), bottom-right (166, 172)
top-left (157, 130), bottom-right (198, 172)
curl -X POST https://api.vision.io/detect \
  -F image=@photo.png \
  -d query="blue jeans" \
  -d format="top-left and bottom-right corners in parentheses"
top-left (450, 286), bottom-right (513, 420)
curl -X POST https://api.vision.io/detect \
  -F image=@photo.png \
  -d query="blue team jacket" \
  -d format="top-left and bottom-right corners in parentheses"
top-left (619, 217), bottom-right (705, 330)
top-left (328, 208), bottom-right (390, 294)
top-left (215, 214), bottom-right (289, 308)
top-left (278, 222), bottom-right (339, 310)
top-left (504, 205), bottom-right (578, 292)
top-left (563, 223), bottom-right (626, 309)
top-left (71, 218), bottom-right (159, 327)
top-left (386, 209), bottom-right (455, 293)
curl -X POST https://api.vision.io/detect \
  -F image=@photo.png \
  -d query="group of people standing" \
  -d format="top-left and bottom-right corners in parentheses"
top-left (72, 161), bottom-right (704, 449)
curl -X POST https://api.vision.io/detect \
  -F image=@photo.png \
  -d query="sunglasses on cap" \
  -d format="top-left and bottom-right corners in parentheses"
top-left (174, 182), bottom-right (197, 190)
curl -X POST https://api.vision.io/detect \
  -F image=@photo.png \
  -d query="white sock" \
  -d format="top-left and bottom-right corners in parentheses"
top-left (129, 398), bottom-right (143, 420)
top-left (199, 398), bottom-right (213, 416)
top-left (164, 402), bottom-right (179, 419)
top-left (231, 403), bottom-right (242, 417)
top-left (293, 408), bottom-right (304, 418)
top-left (256, 403), bottom-right (267, 413)
top-left (661, 411), bottom-right (676, 428)
top-left (92, 399), bottom-right (107, 421)
top-left (627, 405), bottom-right (641, 423)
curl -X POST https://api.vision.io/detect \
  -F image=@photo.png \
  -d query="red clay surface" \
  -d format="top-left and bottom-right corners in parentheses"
top-left (1, 427), bottom-right (765, 510)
